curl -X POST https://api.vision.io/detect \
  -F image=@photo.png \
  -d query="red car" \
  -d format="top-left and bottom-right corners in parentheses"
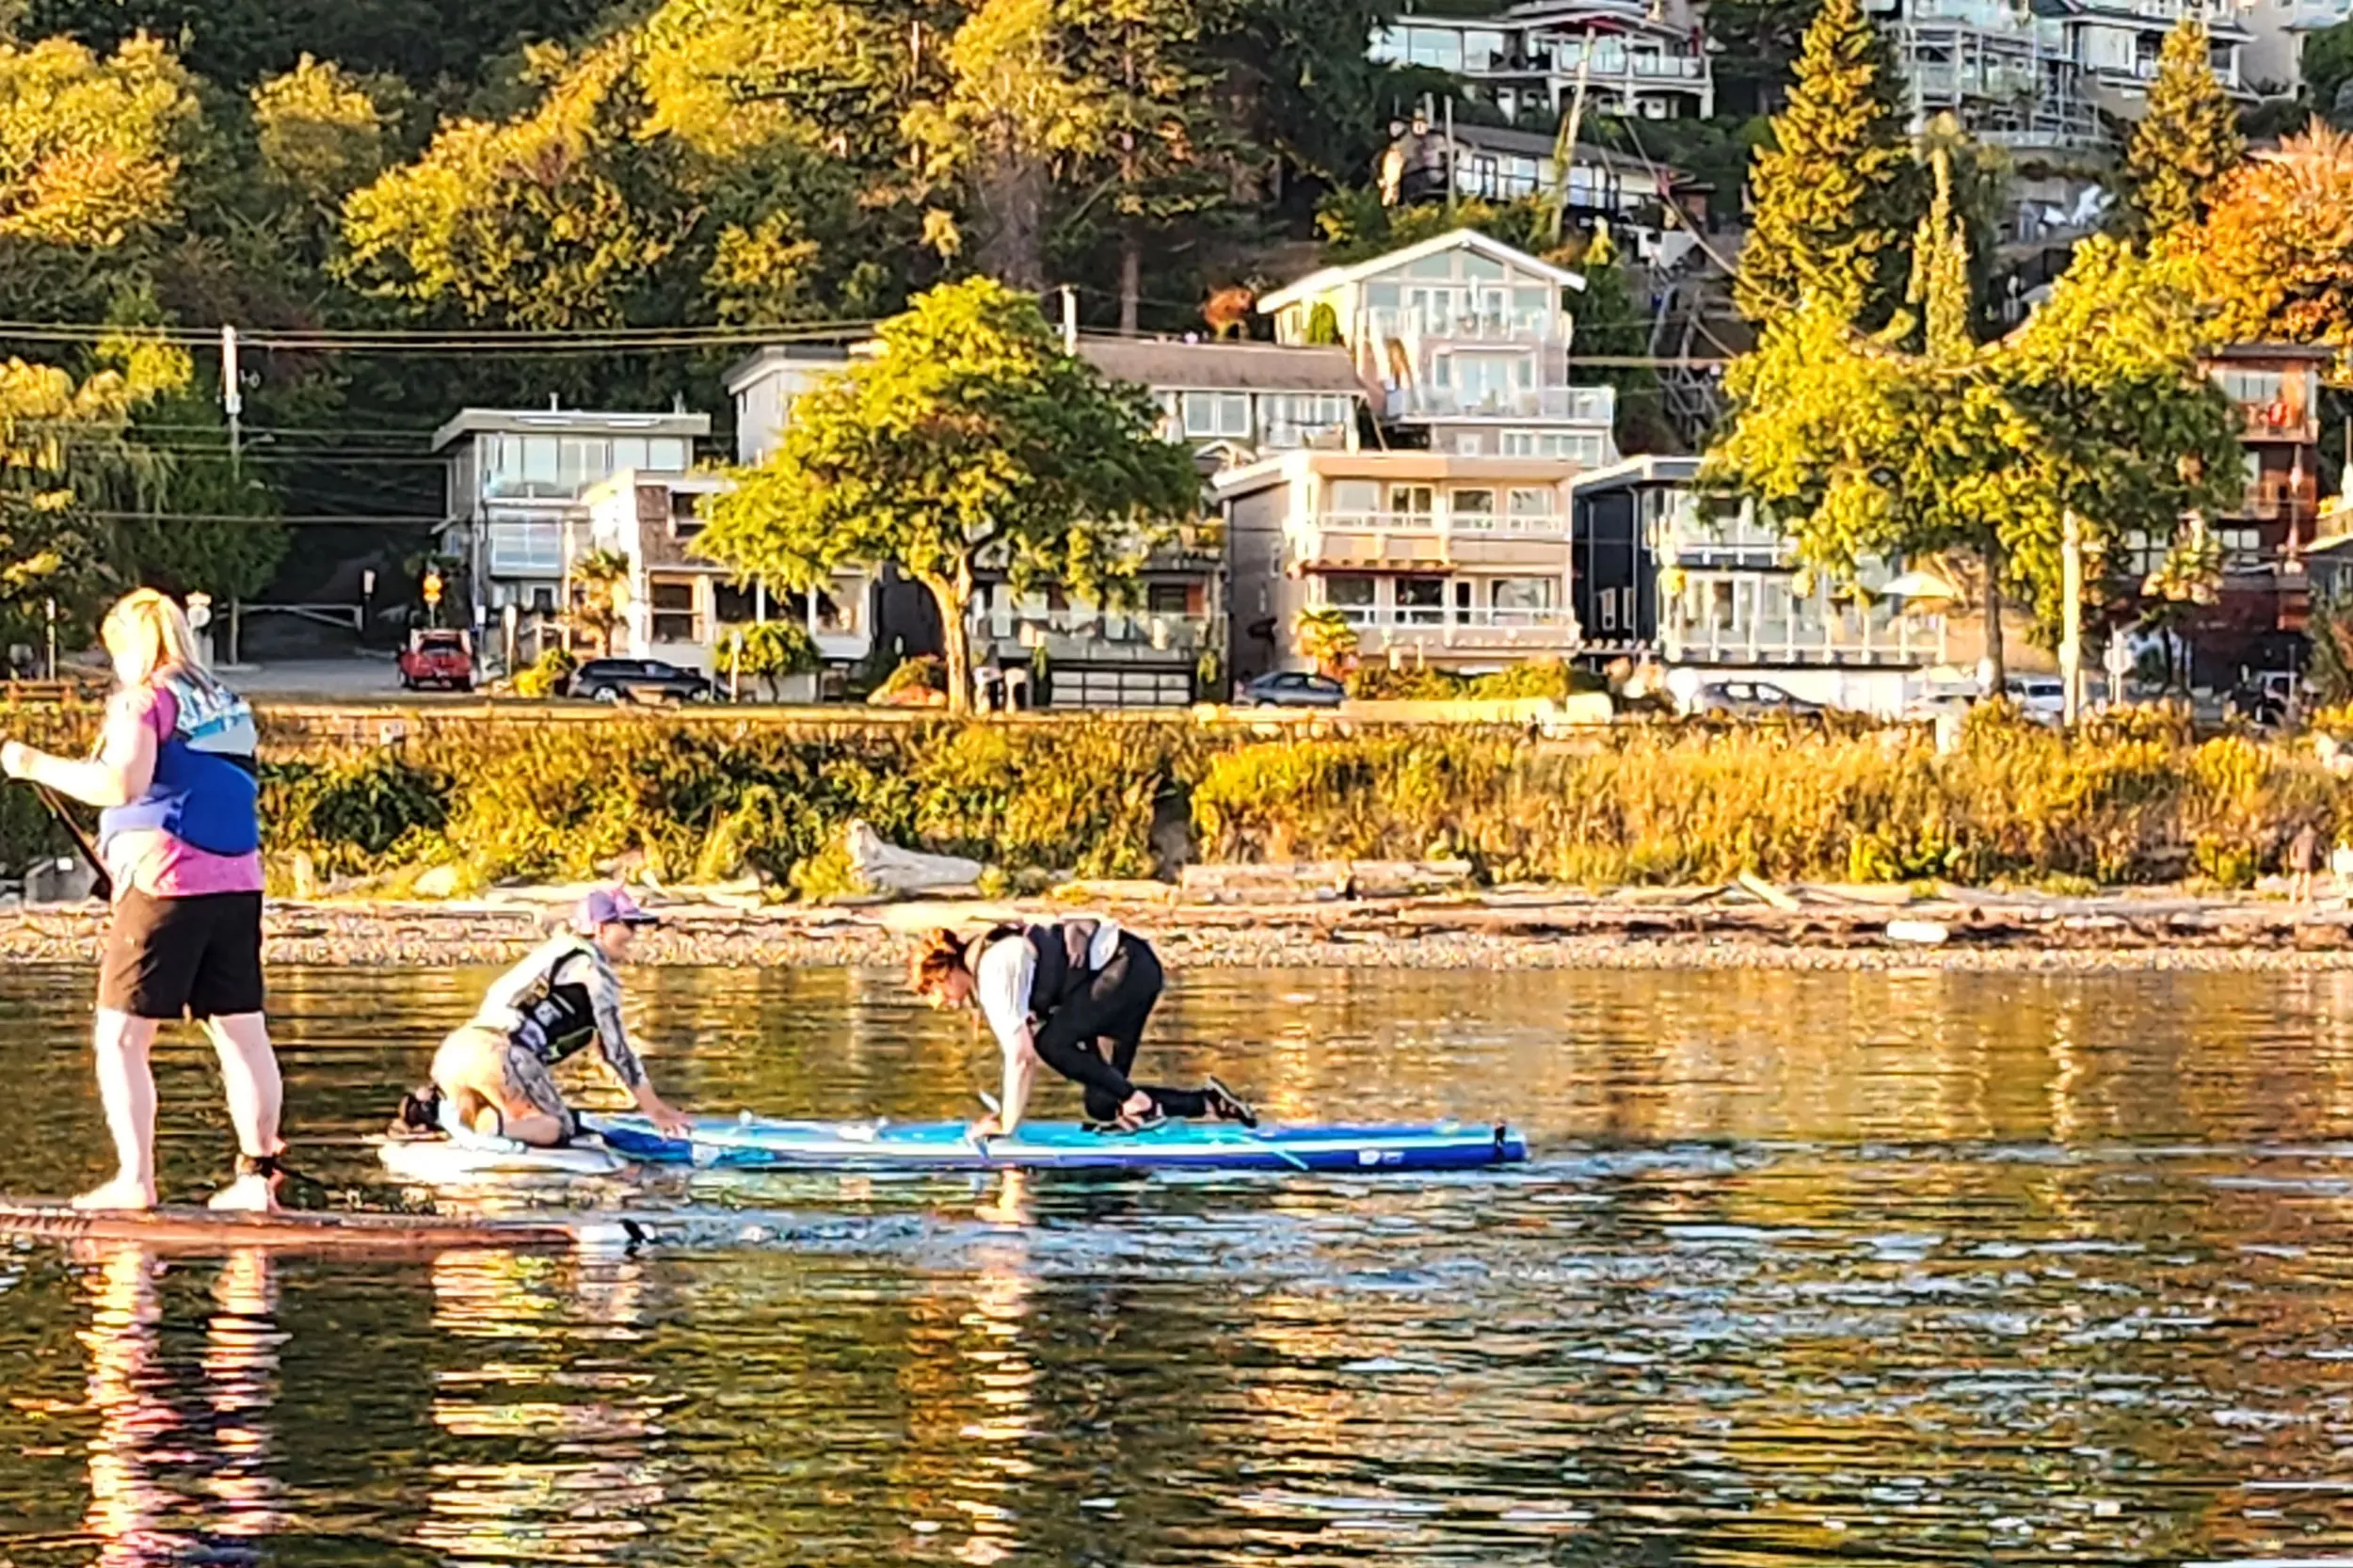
top-left (397, 629), bottom-right (473, 692)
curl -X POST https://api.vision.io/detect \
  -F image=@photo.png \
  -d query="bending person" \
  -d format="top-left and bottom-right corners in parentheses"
top-left (912, 917), bottom-right (1255, 1139)
top-left (422, 888), bottom-right (693, 1146)
top-left (1, 589), bottom-right (282, 1211)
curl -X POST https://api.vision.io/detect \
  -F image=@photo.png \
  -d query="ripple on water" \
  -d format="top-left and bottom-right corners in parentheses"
top-left (1, 963), bottom-right (2352, 1562)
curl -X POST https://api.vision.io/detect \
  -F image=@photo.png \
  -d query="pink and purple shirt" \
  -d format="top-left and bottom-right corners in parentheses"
top-left (107, 683), bottom-right (264, 900)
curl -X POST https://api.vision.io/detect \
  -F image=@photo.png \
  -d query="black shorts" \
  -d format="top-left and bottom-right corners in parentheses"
top-left (97, 889), bottom-right (266, 1021)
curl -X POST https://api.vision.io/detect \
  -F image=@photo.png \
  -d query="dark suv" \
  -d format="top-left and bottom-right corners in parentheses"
top-left (561, 658), bottom-right (713, 704)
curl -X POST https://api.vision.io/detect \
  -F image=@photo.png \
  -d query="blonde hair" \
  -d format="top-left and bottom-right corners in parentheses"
top-left (102, 588), bottom-right (217, 693)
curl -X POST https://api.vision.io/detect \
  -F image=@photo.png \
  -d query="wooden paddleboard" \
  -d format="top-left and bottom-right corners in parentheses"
top-left (0, 1200), bottom-right (641, 1254)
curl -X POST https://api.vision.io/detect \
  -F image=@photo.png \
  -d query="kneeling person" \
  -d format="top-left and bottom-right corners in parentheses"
top-left (912, 917), bottom-right (1254, 1139)
top-left (428, 888), bottom-right (692, 1145)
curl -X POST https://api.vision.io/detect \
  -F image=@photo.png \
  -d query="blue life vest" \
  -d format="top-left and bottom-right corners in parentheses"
top-left (97, 669), bottom-right (261, 857)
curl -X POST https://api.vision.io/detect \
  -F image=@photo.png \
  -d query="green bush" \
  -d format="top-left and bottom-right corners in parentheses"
top-left (132, 706), bottom-right (2353, 896)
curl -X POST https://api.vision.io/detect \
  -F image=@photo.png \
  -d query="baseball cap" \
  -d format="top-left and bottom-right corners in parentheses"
top-left (576, 886), bottom-right (659, 934)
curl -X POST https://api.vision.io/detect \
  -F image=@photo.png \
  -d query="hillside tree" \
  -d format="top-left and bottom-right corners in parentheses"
top-left (2124, 19), bottom-right (2244, 236)
top-left (1733, 0), bottom-right (1917, 328)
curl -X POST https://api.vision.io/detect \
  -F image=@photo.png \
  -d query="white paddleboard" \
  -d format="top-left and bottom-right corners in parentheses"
top-left (376, 1134), bottom-right (629, 1182)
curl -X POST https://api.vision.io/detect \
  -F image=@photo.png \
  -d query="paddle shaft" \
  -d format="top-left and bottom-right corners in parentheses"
top-left (32, 781), bottom-right (109, 898)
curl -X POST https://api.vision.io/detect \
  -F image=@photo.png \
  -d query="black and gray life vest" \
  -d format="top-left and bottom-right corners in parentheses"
top-left (508, 943), bottom-right (602, 1065)
top-left (970, 919), bottom-right (1104, 1024)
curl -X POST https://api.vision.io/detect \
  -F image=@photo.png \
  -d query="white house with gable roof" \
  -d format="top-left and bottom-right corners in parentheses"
top-left (1257, 229), bottom-right (1616, 467)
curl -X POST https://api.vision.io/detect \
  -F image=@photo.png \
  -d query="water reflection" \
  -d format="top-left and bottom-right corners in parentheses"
top-left (77, 1244), bottom-right (282, 1565)
top-left (24, 965), bottom-right (2353, 1562)
top-left (421, 1248), bottom-right (666, 1564)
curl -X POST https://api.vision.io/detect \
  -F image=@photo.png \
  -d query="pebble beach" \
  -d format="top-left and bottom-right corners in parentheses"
top-left (3, 883), bottom-right (2352, 973)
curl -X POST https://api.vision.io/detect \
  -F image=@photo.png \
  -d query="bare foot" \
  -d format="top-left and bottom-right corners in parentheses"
top-left (205, 1176), bottom-right (279, 1214)
top-left (72, 1177), bottom-right (156, 1211)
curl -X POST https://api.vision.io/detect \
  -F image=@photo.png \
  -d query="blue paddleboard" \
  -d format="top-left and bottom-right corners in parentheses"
top-left (589, 1114), bottom-right (1527, 1173)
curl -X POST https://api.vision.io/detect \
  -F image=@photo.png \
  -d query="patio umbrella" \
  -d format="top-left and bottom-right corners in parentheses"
top-left (1879, 569), bottom-right (1961, 601)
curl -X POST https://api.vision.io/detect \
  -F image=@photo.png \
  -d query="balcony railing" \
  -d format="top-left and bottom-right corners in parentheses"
top-left (1383, 385), bottom-right (1617, 424)
top-left (2243, 405), bottom-right (2320, 444)
top-left (1665, 612), bottom-right (1945, 666)
top-left (977, 610), bottom-right (1209, 664)
top-left (1302, 512), bottom-right (1570, 569)
top-left (1323, 605), bottom-right (1582, 650)
top-left (1368, 308), bottom-right (1564, 345)
top-left (1322, 510), bottom-right (1566, 536)
top-left (1471, 49), bottom-right (1707, 81)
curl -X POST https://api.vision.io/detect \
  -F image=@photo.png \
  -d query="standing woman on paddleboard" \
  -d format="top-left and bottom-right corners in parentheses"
top-left (911, 917), bottom-right (1256, 1140)
top-left (0, 588), bottom-right (282, 1211)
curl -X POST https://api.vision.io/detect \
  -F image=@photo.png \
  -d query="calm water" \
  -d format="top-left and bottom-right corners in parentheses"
top-left (7, 965), bottom-right (2353, 1562)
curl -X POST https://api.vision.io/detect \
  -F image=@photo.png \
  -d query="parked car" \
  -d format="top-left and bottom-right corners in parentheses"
top-left (1240, 670), bottom-right (1346, 709)
top-left (1686, 680), bottom-right (1824, 719)
top-left (560, 657), bottom-right (713, 704)
top-left (1903, 690), bottom-right (1978, 722)
top-left (396, 629), bottom-right (473, 692)
top-left (2003, 676), bottom-right (2066, 725)
top-left (2224, 681), bottom-right (2289, 728)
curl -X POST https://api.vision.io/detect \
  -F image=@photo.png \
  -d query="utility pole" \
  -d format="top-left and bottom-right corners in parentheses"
top-left (2059, 509), bottom-right (2084, 725)
top-left (221, 324), bottom-right (244, 665)
top-left (1443, 96), bottom-right (1459, 216)
top-left (220, 324), bottom-right (242, 469)
top-left (1060, 285), bottom-right (1079, 354)
top-left (1549, 34), bottom-right (1595, 246)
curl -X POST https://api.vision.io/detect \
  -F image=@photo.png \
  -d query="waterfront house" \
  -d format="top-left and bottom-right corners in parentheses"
top-left (434, 406), bottom-right (708, 628)
top-left (1568, 456), bottom-right (1948, 715)
top-left (1257, 228), bottom-right (1618, 466)
top-left (1216, 448), bottom-right (1583, 681)
top-left (724, 338), bottom-right (1355, 708)
top-left (570, 469), bottom-right (874, 690)
top-left (1371, 1), bottom-right (1715, 120)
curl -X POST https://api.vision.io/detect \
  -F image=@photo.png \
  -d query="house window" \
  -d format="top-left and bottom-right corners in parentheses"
top-left (1445, 352), bottom-right (1533, 411)
top-left (1540, 431), bottom-right (1608, 465)
top-left (528, 584), bottom-right (557, 613)
top-left (1387, 484), bottom-right (1435, 520)
top-left (1492, 577), bottom-right (1558, 614)
top-left (1147, 583), bottom-right (1192, 614)
top-left (1183, 391), bottom-right (1253, 439)
top-left (558, 438), bottom-right (611, 494)
top-left (1453, 488), bottom-right (1497, 528)
top-left (649, 437), bottom-right (691, 471)
top-left (1598, 587), bottom-right (1618, 631)
top-left (1328, 478), bottom-right (1381, 519)
top-left (1709, 580), bottom-right (1736, 629)
top-left (671, 490), bottom-right (703, 538)
top-left (649, 577), bottom-right (700, 644)
top-left (488, 520), bottom-right (561, 575)
top-left (714, 582), bottom-right (759, 624)
top-left (1324, 574), bottom-right (1376, 620)
top-left (1397, 576), bottom-right (1446, 623)
top-left (1507, 487), bottom-right (1554, 523)
top-left (2215, 368), bottom-right (2284, 408)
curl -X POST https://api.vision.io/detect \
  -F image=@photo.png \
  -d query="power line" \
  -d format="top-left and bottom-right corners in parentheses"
top-left (90, 510), bottom-right (444, 525)
top-left (0, 318), bottom-right (883, 355)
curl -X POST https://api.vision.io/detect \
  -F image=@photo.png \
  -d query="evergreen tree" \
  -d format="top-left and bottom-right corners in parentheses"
top-left (1907, 145), bottom-right (1973, 360)
top-left (2125, 18), bottom-right (2244, 236)
top-left (1733, 0), bottom-right (1916, 328)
